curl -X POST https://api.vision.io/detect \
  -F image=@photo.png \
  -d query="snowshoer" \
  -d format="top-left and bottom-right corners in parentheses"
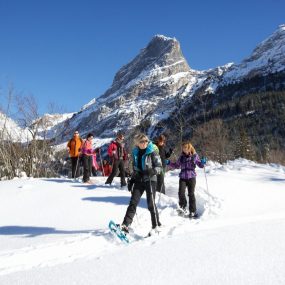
top-left (67, 131), bottom-right (83, 178)
top-left (120, 133), bottom-right (162, 235)
top-left (105, 133), bottom-right (128, 187)
top-left (155, 134), bottom-right (173, 194)
top-left (81, 133), bottom-right (95, 183)
top-left (167, 141), bottom-right (206, 218)
top-left (99, 159), bottom-right (112, 176)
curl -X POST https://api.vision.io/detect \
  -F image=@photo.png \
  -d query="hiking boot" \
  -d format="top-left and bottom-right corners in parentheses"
top-left (148, 226), bottom-right (161, 237)
top-left (177, 206), bottom-right (188, 215)
top-left (120, 224), bottom-right (129, 234)
top-left (189, 212), bottom-right (199, 219)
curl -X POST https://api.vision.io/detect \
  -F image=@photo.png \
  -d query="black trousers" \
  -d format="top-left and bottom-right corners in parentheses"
top-left (71, 157), bottom-right (80, 178)
top-left (156, 173), bottom-right (165, 194)
top-left (105, 159), bottom-right (126, 186)
top-left (82, 155), bottom-right (92, 182)
top-left (178, 178), bottom-right (196, 213)
top-left (123, 180), bottom-right (160, 228)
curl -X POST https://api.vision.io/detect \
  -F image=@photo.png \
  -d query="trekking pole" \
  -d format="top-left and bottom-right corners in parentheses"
top-left (74, 154), bottom-right (81, 181)
top-left (148, 171), bottom-right (159, 232)
top-left (203, 166), bottom-right (212, 213)
top-left (98, 150), bottom-right (105, 176)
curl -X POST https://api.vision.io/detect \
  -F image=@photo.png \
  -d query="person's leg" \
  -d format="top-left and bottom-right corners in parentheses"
top-left (178, 179), bottom-right (187, 209)
top-left (87, 156), bottom-right (92, 181)
top-left (71, 157), bottom-right (76, 178)
top-left (187, 178), bottom-right (197, 213)
top-left (105, 160), bottom-right (119, 184)
top-left (74, 157), bottom-right (80, 178)
top-left (118, 160), bottom-right (126, 186)
top-left (82, 155), bottom-right (89, 182)
top-left (123, 182), bottom-right (144, 226)
top-left (146, 181), bottom-right (160, 228)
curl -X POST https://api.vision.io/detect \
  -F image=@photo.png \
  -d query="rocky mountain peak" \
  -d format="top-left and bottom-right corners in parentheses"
top-left (144, 34), bottom-right (180, 60)
top-left (99, 34), bottom-right (190, 101)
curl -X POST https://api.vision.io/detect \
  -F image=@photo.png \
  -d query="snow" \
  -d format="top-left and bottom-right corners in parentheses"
top-left (223, 25), bottom-right (285, 82)
top-left (153, 34), bottom-right (176, 42)
top-left (0, 112), bottom-right (32, 142)
top-left (81, 98), bottom-right (96, 111)
top-left (0, 159), bottom-right (285, 284)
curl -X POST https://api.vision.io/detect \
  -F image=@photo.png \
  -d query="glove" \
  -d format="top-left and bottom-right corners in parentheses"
top-left (165, 159), bottom-right (170, 165)
top-left (168, 148), bottom-right (173, 155)
top-left (143, 168), bottom-right (157, 177)
top-left (127, 177), bottom-right (135, 192)
top-left (201, 157), bottom-right (207, 165)
top-left (95, 148), bottom-right (101, 154)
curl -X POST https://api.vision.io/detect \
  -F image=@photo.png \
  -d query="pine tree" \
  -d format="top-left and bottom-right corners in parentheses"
top-left (235, 129), bottom-right (256, 161)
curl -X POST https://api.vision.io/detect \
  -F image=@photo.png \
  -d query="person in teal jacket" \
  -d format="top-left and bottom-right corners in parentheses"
top-left (120, 133), bottom-right (162, 235)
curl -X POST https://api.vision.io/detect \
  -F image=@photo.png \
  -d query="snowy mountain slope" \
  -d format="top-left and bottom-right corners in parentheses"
top-left (0, 159), bottom-right (284, 284)
top-left (46, 25), bottom-right (285, 144)
top-left (4, 25), bottom-right (284, 145)
top-left (0, 112), bottom-right (32, 142)
top-left (0, 111), bottom-right (75, 142)
top-left (223, 24), bottom-right (285, 82)
top-left (35, 112), bottom-right (75, 139)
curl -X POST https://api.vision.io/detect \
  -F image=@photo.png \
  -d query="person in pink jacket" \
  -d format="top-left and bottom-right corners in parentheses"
top-left (81, 133), bottom-right (95, 183)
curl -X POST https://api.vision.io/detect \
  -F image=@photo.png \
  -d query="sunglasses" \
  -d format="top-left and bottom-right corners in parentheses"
top-left (139, 140), bottom-right (148, 144)
top-left (74, 132), bottom-right (79, 135)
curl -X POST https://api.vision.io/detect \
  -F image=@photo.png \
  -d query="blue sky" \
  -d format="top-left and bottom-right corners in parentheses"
top-left (0, 0), bottom-right (284, 115)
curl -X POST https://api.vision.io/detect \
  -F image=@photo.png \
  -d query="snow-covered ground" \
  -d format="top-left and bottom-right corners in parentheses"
top-left (0, 159), bottom-right (284, 285)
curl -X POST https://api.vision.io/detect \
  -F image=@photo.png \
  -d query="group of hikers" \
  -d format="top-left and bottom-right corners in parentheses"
top-left (67, 131), bottom-right (112, 181)
top-left (67, 131), bottom-right (207, 236)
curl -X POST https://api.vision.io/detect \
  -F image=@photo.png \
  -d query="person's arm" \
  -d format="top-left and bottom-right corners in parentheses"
top-left (165, 147), bottom-right (173, 159)
top-left (168, 155), bottom-right (182, 169)
top-left (67, 140), bottom-right (71, 152)
top-left (107, 143), bottom-right (115, 157)
top-left (194, 154), bottom-right (206, 168)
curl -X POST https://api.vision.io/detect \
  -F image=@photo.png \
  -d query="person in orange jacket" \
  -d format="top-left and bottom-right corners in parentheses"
top-left (67, 131), bottom-right (83, 178)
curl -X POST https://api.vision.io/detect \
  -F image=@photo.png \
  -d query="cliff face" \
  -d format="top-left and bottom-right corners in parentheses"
top-left (55, 35), bottom-right (201, 141)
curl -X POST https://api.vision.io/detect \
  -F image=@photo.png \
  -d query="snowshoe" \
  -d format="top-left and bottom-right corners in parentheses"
top-left (177, 207), bottom-right (189, 217)
top-left (145, 226), bottom-right (161, 238)
top-left (108, 220), bottom-right (129, 243)
top-left (189, 212), bottom-right (199, 219)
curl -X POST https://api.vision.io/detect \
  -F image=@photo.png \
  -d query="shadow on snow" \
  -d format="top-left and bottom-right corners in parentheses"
top-left (0, 225), bottom-right (108, 238)
top-left (82, 195), bottom-right (148, 208)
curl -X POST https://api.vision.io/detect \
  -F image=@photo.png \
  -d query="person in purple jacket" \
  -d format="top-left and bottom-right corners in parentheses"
top-left (167, 141), bottom-right (206, 218)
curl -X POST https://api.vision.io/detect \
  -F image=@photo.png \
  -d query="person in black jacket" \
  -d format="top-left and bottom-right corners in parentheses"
top-left (120, 133), bottom-right (162, 236)
top-left (155, 134), bottom-right (173, 194)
